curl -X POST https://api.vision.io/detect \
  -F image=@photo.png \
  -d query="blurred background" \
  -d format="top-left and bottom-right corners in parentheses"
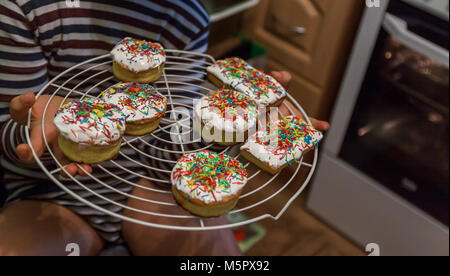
top-left (201, 0), bottom-right (449, 256)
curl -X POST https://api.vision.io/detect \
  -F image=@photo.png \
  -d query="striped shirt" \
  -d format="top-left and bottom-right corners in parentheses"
top-left (0, 0), bottom-right (210, 243)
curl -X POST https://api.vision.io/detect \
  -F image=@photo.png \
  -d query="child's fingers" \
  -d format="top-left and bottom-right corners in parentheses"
top-left (77, 164), bottom-right (93, 176)
top-left (280, 100), bottom-right (330, 131)
top-left (280, 100), bottom-right (302, 117)
top-left (15, 124), bottom-right (48, 163)
top-left (10, 92), bottom-right (36, 125)
top-left (16, 144), bottom-right (35, 164)
top-left (61, 164), bottom-right (78, 178)
top-left (309, 118), bottom-right (330, 132)
top-left (271, 71), bottom-right (292, 88)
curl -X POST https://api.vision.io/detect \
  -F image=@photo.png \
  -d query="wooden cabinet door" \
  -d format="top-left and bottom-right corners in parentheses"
top-left (245, 0), bottom-right (363, 87)
top-left (264, 0), bottom-right (331, 54)
top-left (266, 59), bottom-right (324, 119)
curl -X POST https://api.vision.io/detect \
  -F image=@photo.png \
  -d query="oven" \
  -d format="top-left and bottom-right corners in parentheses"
top-left (307, 0), bottom-right (449, 256)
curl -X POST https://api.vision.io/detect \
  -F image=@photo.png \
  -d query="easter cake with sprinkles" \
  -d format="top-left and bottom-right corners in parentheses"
top-left (111, 37), bottom-right (166, 83)
top-left (171, 150), bottom-right (248, 217)
top-left (53, 98), bottom-right (126, 164)
top-left (194, 88), bottom-right (259, 146)
top-left (241, 116), bottom-right (323, 175)
top-left (207, 57), bottom-right (287, 107)
top-left (101, 82), bottom-right (167, 136)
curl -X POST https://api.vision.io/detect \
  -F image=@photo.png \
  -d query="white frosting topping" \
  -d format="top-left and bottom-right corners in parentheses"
top-left (241, 116), bottom-right (323, 169)
top-left (193, 89), bottom-right (258, 134)
top-left (101, 82), bottom-right (167, 123)
top-left (54, 98), bottom-right (126, 145)
top-left (111, 37), bottom-right (166, 73)
top-left (207, 57), bottom-right (287, 106)
top-left (172, 151), bottom-right (248, 204)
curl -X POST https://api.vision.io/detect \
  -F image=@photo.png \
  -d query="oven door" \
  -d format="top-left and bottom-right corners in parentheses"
top-left (339, 1), bottom-right (449, 226)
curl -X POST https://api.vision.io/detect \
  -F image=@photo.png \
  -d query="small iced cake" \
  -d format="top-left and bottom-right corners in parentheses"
top-left (241, 116), bottom-right (323, 175)
top-left (111, 37), bottom-right (166, 83)
top-left (54, 98), bottom-right (126, 164)
top-left (207, 57), bottom-right (287, 107)
top-left (194, 88), bottom-right (258, 145)
top-left (171, 150), bottom-right (248, 217)
top-left (101, 82), bottom-right (167, 136)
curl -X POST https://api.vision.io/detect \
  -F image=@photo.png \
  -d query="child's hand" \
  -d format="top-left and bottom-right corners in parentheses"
top-left (10, 93), bottom-right (93, 177)
top-left (271, 71), bottom-right (330, 132)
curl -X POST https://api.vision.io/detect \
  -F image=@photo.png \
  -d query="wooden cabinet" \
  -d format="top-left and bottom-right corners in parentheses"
top-left (264, 0), bottom-right (324, 55)
top-left (266, 59), bottom-right (323, 117)
top-left (244, 0), bottom-right (364, 119)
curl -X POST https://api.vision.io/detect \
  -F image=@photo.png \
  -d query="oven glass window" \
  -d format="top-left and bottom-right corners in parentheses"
top-left (339, 31), bottom-right (449, 226)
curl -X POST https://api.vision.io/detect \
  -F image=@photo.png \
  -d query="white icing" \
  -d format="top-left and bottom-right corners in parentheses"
top-left (207, 57), bottom-right (287, 106)
top-left (101, 82), bottom-right (167, 123)
top-left (193, 90), bottom-right (258, 136)
top-left (54, 98), bottom-right (126, 145)
top-left (241, 116), bottom-right (323, 169)
top-left (171, 151), bottom-right (248, 204)
top-left (111, 37), bottom-right (166, 73)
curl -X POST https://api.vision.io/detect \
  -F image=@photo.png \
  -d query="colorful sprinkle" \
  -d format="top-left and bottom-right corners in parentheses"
top-left (101, 82), bottom-right (167, 122)
top-left (115, 37), bottom-right (165, 62)
top-left (209, 57), bottom-right (286, 104)
top-left (111, 37), bottom-right (165, 72)
top-left (173, 151), bottom-right (248, 203)
top-left (203, 88), bottom-right (258, 122)
top-left (243, 116), bottom-right (323, 165)
top-left (54, 98), bottom-right (126, 145)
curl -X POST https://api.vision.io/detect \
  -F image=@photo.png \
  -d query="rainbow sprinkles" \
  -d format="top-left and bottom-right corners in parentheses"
top-left (54, 98), bottom-right (126, 145)
top-left (194, 88), bottom-right (259, 134)
top-left (241, 116), bottom-right (323, 170)
top-left (111, 37), bottom-right (166, 73)
top-left (172, 151), bottom-right (248, 204)
top-left (101, 82), bottom-right (167, 123)
top-left (207, 57), bottom-right (287, 106)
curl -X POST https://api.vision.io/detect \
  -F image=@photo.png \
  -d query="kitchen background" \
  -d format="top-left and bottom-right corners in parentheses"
top-left (201, 0), bottom-right (449, 256)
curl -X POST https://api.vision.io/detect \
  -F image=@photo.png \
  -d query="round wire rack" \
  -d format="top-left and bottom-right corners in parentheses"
top-left (26, 50), bottom-right (319, 231)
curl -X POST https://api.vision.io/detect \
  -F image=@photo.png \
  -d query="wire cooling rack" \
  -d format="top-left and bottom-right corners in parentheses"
top-left (26, 50), bottom-right (319, 231)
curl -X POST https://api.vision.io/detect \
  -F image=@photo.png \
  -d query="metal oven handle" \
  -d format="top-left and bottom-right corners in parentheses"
top-left (383, 13), bottom-right (449, 68)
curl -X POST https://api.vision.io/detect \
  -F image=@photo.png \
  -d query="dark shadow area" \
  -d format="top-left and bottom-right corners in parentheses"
top-left (0, 167), bottom-right (5, 207)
